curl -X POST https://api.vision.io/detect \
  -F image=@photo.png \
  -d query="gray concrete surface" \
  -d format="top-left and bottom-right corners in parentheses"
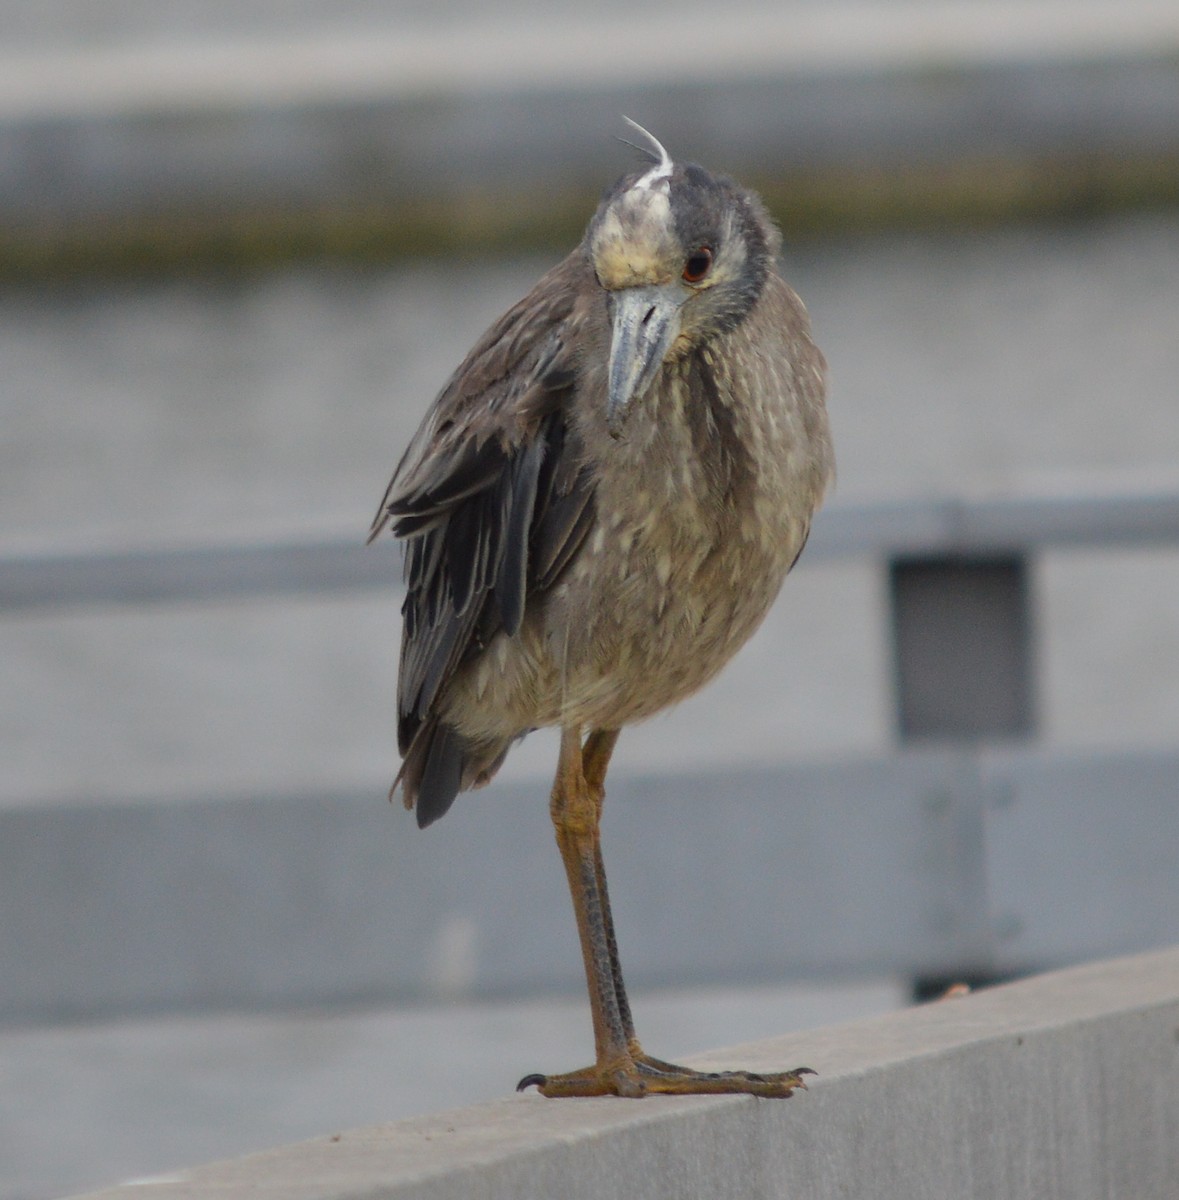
top-left (55, 948), bottom-right (1179, 1200)
top-left (0, 979), bottom-right (906, 1200)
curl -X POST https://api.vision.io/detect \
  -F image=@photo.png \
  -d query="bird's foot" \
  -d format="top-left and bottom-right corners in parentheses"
top-left (517, 1052), bottom-right (814, 1099)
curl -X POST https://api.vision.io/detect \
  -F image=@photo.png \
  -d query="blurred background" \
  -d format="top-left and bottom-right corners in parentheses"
top-left (3, 2), bottom-right (1179, 1197)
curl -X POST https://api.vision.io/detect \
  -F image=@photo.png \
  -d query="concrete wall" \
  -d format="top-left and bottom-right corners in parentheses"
top-left (65, 947), bottom-right (1179, 1200)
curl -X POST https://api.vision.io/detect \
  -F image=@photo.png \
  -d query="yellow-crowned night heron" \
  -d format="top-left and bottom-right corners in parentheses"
top-left (370, 122), bottom-right (833, 1098)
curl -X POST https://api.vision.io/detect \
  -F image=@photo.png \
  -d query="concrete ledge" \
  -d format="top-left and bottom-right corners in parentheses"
top-left (67, 948), bottom-right (1179, 1200)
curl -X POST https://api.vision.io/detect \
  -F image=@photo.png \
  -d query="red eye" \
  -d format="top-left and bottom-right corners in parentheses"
top-left (682, 247), bottom-right (713, 284)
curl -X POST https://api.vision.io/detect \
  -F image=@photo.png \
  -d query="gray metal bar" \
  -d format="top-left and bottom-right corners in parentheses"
top-left (4, 491), bottom-right (1179, 612)
top-left (0, 751), bottom-right (993, 1024)
top-left (0, 536), bottom-right (401, 611)
top-left (805, 491), bottom-right (1179, 560)
top-left (5, 746), bottom-right (1176, 1025)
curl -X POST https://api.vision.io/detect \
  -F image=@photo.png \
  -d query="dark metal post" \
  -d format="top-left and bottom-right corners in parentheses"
top-left (890, 555), bottom-right (1035, 742)
top-left (890, 554), bottom-right (1035, 998)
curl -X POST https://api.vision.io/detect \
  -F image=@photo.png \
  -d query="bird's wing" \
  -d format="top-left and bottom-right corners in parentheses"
top-left (370, 251), bottom-right (597, 757)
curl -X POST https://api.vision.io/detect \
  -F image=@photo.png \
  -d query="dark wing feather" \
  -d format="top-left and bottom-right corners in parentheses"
top-left (495, 433), bottom-right (545, 636)
top-left (385, 437), bottom-right (505, 535)
top-left (528, 410), bottom-right (596, 591)
top-left (371, 252), bottom-right (598, 791)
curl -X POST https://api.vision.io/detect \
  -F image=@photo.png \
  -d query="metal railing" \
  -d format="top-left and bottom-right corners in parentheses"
top-left (5, 490), bottom-right (1179, 610)
top-left (3, 489), bottom-right (1178, 1022)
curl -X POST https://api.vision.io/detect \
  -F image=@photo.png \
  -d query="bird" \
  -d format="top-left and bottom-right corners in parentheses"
top-left (370, 121), bottom-right (833, 1098)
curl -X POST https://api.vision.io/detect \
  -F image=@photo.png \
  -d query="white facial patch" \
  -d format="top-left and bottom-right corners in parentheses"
top-left (591, 186), bottom-right (676, 289)
top-left (590, 122), bottom-right (684, 289)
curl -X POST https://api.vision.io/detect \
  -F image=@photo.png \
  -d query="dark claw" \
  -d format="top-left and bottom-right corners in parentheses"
top-left (516, 1073), bottom-right (548, 1092)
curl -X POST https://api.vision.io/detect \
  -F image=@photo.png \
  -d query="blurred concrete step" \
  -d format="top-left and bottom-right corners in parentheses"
top-left (3, 1), bottom-right (1179, 268)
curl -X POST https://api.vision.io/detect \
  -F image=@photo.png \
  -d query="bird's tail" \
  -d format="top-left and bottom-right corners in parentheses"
top-left (395, 721), bottom-right (512, 828)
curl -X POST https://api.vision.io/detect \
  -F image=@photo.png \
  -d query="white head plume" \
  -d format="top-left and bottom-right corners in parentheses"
top-left (620, 117), bottom-right (673, 191)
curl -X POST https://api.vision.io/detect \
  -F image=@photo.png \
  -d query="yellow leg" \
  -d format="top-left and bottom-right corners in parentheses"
top-left (518, 726), bottom-right (814, 1099)
top-left (580, 728), bottom-right (636, 1045)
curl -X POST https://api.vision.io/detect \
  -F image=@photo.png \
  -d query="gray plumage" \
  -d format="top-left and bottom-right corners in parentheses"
top-left (371, 137), bottom-right (833, 831)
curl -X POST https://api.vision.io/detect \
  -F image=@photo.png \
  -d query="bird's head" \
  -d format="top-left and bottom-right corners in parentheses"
top-left (585, 120), bottom-right (780, 437)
